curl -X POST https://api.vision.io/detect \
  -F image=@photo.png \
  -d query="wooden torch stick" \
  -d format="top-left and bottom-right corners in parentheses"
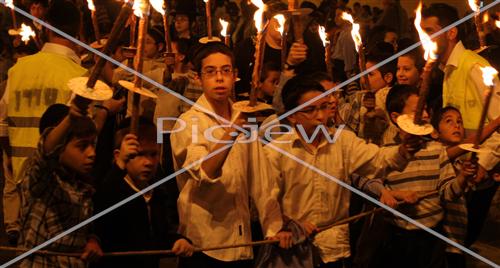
top-left (205, 0), bottom-right (212, 40)
top-left (130, 2), bottom-right (149, 135)
top-left (413, 58), bottom-right (436, 125)
top-left (86, 1), bottom-right (133, 89)
top-left (91, 10), bottom-right (102, 45)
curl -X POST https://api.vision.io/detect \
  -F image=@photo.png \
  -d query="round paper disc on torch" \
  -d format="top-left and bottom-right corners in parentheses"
top-left (396, 114), bottom-right (434, 136)
top-left (458, 143), bottom-right (492, 154)
top-left (8, 29), bottom-right (20, 36)
top-left (68, 77), bottom-right (113, 101)
top-left (90, 38), bottom-right (108, 49)
top-left (199, 36), bottom-right (222, 44)
top-left (232, 100), bottom-right (273, 113)
top-left (118, 80), bottom-right (158, 99)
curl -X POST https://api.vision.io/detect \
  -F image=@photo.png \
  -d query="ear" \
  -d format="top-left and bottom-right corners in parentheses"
top-left (178, 54), bottom-right (186, 62)
top-left (113, 149), bottom-right (121, 162)
top-left (447, 27), bottom-right (458, 41)
top-left (430, 129), bottom-right (440, 140)
top-left (383, 72), bottom-right (394, 85)
top-left (233, 67), bottom-right (239, 79)
top-left (390, 112), bottom-right (400, 125)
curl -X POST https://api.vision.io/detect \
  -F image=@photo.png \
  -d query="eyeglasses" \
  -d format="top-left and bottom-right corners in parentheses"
top-left (201, 66), bottom-right (234, 78)
top-left (297, 103), bottom-right (332, 116)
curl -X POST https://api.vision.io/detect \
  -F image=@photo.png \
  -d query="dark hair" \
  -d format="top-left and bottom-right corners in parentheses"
top-left (174, 38), bottom-right (192, 64)
top-left (385, 84), bottom-right (419, 116)
top-left (68, 116), bottom-right (98, 141)
top-left (397, 49), bottom-right (425, 71)
top-left (422, 3), bottom-right (462, 41)
top-left (28, 0), bottom-right (49, 8)
top-left (261, 61), bottom-right (281, 82)
top-left (431, 106), bottom-right (461, 131)
top-left (39, 104), bottom-right (69, 134)
top-left (304, 71), bottom-right (333, 84)
top-left (148, 26), bottom-right (166, 46)
top-left (114, 117), bottom-right (157, 149)
top-left (46, 0), bottom-right (81, 37)
top-left (366, 51), bottom-right (397, 86)
top-left (281, 76), bottom-right (325, 112)
top-left (193, 42), bottom-right (234, 74)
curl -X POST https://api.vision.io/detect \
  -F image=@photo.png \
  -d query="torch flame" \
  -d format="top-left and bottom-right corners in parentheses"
top-left (251, 0), bottom-right (265, 32)
top-left (318, 25), bottom-right (328, 47)
top-left (5, 0), bottom-right (14, 9)
top-left (150, 0), bottom-right (165, 16)
top-left (219, 18), bottom-right (229, 37)
top-left (86, 0), bottom-right (95, 11)
top-left (480, 66), bottom-right (498, 87)
top-left (496, 20), bottom-right (500, 29)
top-left (274, 14), bottom-right (285, 36)
top-left (133, 0), bottom-right (143, 18)
top-left (414, 2), bottom-right (438, 60)
top-left (19, 23), bottom-right (35, 44)
top-left (341, 12), bottom-right (362, 52)
top-left (468, 0), bottom-right (480, 12)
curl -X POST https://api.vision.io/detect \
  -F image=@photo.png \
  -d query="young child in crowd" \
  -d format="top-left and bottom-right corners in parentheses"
top-left (92, 117), bottom-right (193, 268)
top-left (18, 101), bottom-right (103, 267)
top-left (396, 49), bottom-right (424, 87)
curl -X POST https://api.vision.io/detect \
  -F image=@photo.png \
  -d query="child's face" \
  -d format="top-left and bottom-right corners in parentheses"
top-left (126, 140), bottom-right (160, 183)
top-left (59, 136), bottom-right (96, 175)
top-left (144, 34), bottom-right (160, 59)
top-left (438, 110), bottom-right (464, 145)
top-left (200, 52), bottom-right (236, 103)
top-left (397, 56), bottom-right (420, 86)
top-left (260, 70), bottom-right (280, 98)
top-left (366, 61), bottom-right (388, 91)
top-left (289, 90), bottom-right (330, 134)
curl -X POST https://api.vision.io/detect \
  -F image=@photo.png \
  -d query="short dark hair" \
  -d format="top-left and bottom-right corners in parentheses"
top-left (114, 117), bottom-right (157, 149)
top-left (39, 104), bottom-right (97, 142)
top-left (398, 49), bottom-right (425, 71)
top-left (193, 42), bottom-right (234, 74)
top-left (431, 106), bottom-right (461, 131)
top-left (366, 51), bottom-right (397, 86)
top-left (28, 0), bottom-right (49, 8)
top-left (281, 76), bottom-right (325, 112)
top-left (174, 38), bottom-right (192, 65)
top-left (148, 26), bottom-right (166, 46)
top-left (304, 71), bottom-right (333, 83)
top-left (46, 0), bottom-right (81, 37)
top-left (422, 3), bottom-right (462, 41)
top-left (261, 61), bottom-right (281, 82)
top-left (385, 84), bottom-right (419, 116)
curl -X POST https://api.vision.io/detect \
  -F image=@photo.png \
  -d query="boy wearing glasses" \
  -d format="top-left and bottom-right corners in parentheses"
top-left (263, 76), bottom-right (423, 267)
top-left (170, 42), bottom-right (289, 268)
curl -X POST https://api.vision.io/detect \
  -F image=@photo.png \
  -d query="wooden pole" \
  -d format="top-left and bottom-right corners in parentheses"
top-left (413, 58), bottom-right (436, 125)
top-left (205, 0), bottom-right (212, 40)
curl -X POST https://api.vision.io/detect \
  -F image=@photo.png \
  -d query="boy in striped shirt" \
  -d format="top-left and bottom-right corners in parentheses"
top-left (377, 85), bottom-right (478, 268)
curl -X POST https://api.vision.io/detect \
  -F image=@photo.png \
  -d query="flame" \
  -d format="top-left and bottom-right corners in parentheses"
top-left (5, 0), bottom-right (14, 9)
top-left (483, 12), bottom-right (489, 23)
top-left (318, 25), bottom-right (328, 47)
top-left (19, 23), bottom-right (35, 44)
top-left (414, 2), bottom-right (438, 60)
top-left (133, 0), bottom-right (143, 18)
top-left (251, 0), bottom-right (265, 32)
top-left (219, 18), bottom-right (229, 37)
top-left (86, 0), bottom-right (95, 11)
top-left (274, 14), bottom-right (285, 36)
top-left (203, 0), bottom-right (208, 3)
top-left (150, 0), bottom-right (164, 15)
top-left (480, 66), bottom-right (498, 87)
top-left (341, 12), bottom-right (362, 52)
top-left (468, 0), bottom-right (480, 12)
top-left (496, 20), bottom-right (500, 29)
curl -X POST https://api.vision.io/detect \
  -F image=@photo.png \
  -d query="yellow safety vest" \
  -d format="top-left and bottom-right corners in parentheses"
top-left (442, 49), bottom-right (490, 130)
top-left (7, 51), bottom-right (86, 179)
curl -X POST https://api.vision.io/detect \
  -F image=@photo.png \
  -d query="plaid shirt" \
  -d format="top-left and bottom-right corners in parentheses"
top-left (18, 130), bottom-right (94, 268)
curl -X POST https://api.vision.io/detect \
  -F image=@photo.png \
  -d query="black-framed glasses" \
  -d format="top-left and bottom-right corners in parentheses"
top-left (201, 66), bottom-right (234, 78)
top-left (297, 103), bottom-right (332, 116)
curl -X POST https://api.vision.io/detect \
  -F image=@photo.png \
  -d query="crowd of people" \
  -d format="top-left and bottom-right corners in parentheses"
top-left (0, 0), bottom-right (499, 267)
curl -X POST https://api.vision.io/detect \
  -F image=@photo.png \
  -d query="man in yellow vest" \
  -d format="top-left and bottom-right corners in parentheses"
top-left (0, 0), bottom-right (86, 244)
top-left (420, 2), bottom-right (500, 256)
top-left (420, 3), bottom-right (499, 136)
